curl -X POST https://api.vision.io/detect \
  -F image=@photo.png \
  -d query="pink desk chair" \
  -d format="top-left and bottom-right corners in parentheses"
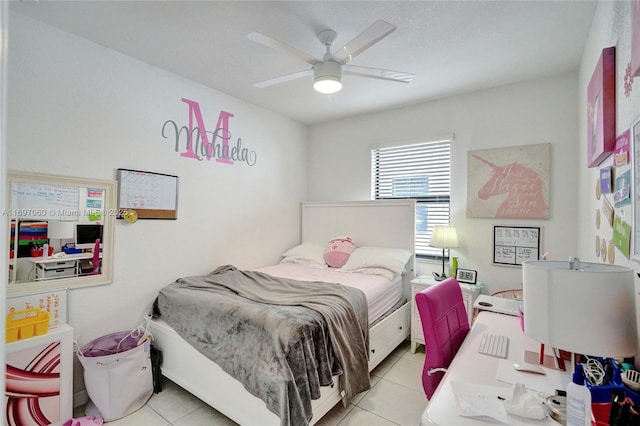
top-left (415, 277), bottom-right (470, 399)
top-left (89, 239), bottom-right (100, 275)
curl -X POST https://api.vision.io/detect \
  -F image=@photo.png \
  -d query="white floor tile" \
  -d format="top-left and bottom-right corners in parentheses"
top-left (103, 405), bottom-right (169, 426)
top-left (371, 354), bottom-right (401, 378)
top-left (355, 379), bottom-right (428, 426)
top-left (337, 406), bottom-right (398, 426)
top-left (146, 379), bottom-right (204, 422)
top-left (381, 357), bottom-right (425, 393)
top-left (173, 404), bottom-right (239, 426)
top-left (313, 402), bottom-right (355, 426)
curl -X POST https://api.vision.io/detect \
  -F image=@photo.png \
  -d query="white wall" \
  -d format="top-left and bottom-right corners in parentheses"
top-left (577, 2), bottom-right (640, 351)
top-left (308, 73), bottom-right (579, 294)
top-left (577, 1), bottom-right (640, 266)
top-left (7, 12), bottom-right (308, 392)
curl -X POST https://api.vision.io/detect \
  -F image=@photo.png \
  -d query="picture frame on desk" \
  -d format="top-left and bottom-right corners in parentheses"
top-left (456, 268), bottom-right (477, 284)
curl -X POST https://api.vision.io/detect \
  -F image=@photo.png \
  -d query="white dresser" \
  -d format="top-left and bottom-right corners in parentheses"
top-left (410, 275), bottom-right (481, 353)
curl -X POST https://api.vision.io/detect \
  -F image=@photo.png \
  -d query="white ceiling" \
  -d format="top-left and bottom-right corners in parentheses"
top-left (10, 1), bottom-right (598, 126)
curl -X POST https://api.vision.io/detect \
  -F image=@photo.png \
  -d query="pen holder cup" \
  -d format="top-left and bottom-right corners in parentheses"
top-left (30, 246), bottom-right (53, 257)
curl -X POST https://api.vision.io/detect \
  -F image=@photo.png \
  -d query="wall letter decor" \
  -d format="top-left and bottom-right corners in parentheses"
top-left (161, 98), bottom-right (257, 166)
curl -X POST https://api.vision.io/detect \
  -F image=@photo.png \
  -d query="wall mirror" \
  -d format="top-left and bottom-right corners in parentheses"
top-left (7, 171), bottom-right (116, 297)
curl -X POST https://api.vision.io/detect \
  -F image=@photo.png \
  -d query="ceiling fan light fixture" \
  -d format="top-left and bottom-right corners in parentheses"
top-left (313, 61), bottom-right (342, 94)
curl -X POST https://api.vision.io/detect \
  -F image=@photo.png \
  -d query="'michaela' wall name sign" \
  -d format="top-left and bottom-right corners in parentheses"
top-left (162, 98), bottom-right (257, 166)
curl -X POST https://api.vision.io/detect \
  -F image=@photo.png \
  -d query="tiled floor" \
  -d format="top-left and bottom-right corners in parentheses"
top-left (75, 340), bottom-right (428, 426)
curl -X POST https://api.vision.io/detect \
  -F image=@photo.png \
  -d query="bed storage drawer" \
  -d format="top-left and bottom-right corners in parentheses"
top-left (368, 302), bottom-right (410, 370)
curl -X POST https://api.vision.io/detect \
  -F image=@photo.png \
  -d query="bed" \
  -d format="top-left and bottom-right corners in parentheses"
top-left (149, 200), bottom-right (416, 425)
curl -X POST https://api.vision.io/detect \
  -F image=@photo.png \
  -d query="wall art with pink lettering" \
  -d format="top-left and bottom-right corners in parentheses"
top-left (466, 143), bottom-right (550, 219)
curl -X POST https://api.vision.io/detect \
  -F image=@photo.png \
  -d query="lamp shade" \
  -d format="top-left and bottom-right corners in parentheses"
top-left (523, 260), bottom-right (637, 358)
top-left (47, 220), bottom-right (75, 239)
top-left (429, 225), bottom-right (459, 249)
top-left (313, 60), bottom-right (342, 94)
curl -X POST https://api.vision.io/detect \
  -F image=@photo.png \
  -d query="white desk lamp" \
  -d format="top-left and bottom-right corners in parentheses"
top-left (522, 259), bottom-right (637, 371)
top-left (429, 225), bottom-right (458, 281)
top-left (47, 221), bottom-right (75, 251)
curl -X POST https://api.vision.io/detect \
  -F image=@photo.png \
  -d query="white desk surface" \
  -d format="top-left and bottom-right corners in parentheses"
top-left (421, 311), bottom-right (571, 425)
top-left (27, 252), bottom-right (97, 264)
top-left (473, 294), bottom-right (523, 316)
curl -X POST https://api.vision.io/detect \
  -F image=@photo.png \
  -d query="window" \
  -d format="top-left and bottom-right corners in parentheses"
top-left (371, 136), bottom-right (452, 258)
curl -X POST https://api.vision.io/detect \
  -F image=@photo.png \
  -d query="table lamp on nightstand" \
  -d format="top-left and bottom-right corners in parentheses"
top-left (522, 258), bottom-right (637, 371)
top-left (429, 225), bottom-right (458, 281)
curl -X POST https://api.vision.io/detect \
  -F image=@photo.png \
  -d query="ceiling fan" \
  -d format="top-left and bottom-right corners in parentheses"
top-left (247, 20), bottom-right (415, 94)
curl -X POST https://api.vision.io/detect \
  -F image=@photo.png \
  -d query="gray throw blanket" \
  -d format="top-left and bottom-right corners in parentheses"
top-left (154, 265), bottom-right (370, 426)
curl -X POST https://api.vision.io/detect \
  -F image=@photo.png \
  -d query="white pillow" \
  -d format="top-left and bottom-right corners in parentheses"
top-left (340, 246), bottom-right (412, 275)
top-left (281, 242), bottom-right (326, 266)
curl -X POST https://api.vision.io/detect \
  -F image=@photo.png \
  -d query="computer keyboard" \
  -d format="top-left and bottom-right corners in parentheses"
top-left (478, 333), bottom-right (509, 358)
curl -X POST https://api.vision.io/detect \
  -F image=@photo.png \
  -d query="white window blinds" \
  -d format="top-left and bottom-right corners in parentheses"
top-left (371, 137), bottom-right (452, 258)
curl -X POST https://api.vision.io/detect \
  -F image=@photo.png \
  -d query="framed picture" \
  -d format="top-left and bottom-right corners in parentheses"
top-left (456, 268), bottom-right (477, 284)
top-left (587, 46), bottom-right (616, 168)
top-left (467, 144), bottom-right (550, 219)
top-left (631, 117), bottom-right (640, 262)
top-left (116, 169), bottom-right (179, 219)
top-left (493, 226), bottom-right (540, 266)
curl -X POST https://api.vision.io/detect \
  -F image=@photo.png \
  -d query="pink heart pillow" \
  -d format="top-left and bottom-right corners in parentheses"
top-left (324, 237), bottom-right (356, 268)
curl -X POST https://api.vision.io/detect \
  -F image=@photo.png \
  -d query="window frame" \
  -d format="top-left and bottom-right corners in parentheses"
top-left (371, 134), bottom-right (453, 260)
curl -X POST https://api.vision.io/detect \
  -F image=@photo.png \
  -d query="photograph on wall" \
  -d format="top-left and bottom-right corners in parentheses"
top-left (467, 143), bottom-right (550, 219)
top-left (613, 215), bottom-right (631, 259)
top-left (600, 166), bottom-right (613, 193)
top-left (614, 169), bottom-right (632, 208)
top-left (615, 129), bottom-right (630, 166)
top-left (587, 46), bottom-right (616, 168)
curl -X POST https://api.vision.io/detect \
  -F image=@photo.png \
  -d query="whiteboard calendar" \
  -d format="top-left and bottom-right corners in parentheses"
top-left (493, 226), bottom-right (540, 266)
top-left (116, 169), bottom-right (179, 219)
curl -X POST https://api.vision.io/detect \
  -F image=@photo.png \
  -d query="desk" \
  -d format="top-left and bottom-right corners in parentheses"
top-left (421, 312), bottom-right (571, 425)
top-left (27, 253), bottom-right (99, 281)
top-left (474, 294), bottom-right (523, 316)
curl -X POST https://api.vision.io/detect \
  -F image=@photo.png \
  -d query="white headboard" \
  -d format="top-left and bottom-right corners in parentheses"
top-left (301, 200), bottom-right (416, 284)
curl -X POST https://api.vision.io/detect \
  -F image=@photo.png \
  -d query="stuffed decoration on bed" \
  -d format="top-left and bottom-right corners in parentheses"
top-left (324, 237), bottom-right (357, 268)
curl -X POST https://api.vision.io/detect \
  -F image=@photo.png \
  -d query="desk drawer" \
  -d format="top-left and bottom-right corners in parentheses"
top-left (36, 262), bottom-right (76, 280)
top-left (38, 260), bottom-right (76, 270)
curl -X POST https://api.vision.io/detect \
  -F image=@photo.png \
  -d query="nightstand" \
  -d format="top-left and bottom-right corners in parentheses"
top-left (410, 275), bottom-right (481, 353)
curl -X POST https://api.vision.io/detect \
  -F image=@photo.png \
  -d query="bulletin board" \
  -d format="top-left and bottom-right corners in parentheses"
top-left (493, 226), bottom-right (540, 266)
top-left (116, 169), bottom-right (179, 219)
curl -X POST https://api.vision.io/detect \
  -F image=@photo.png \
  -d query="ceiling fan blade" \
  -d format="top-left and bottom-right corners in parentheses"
top-left (247, 32), bottom-right (318, 65)
top-left (333, 20), bottom-right (396, 64)
top-left (343, 65), bottom-right (415, 83)
top-left (253, 69), bottom-right (313, 88)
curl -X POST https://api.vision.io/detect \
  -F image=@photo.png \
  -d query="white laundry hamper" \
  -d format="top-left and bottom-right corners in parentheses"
top-left (78, 329), bottom-right (153, 422)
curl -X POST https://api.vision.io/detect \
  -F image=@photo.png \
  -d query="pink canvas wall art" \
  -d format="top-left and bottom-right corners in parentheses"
top-left (587, 47), bottom-right (616, 168)
top-left (5, 342), bottom-right (62, 426)
top-left (467, 143), bottom-right (550, 219)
